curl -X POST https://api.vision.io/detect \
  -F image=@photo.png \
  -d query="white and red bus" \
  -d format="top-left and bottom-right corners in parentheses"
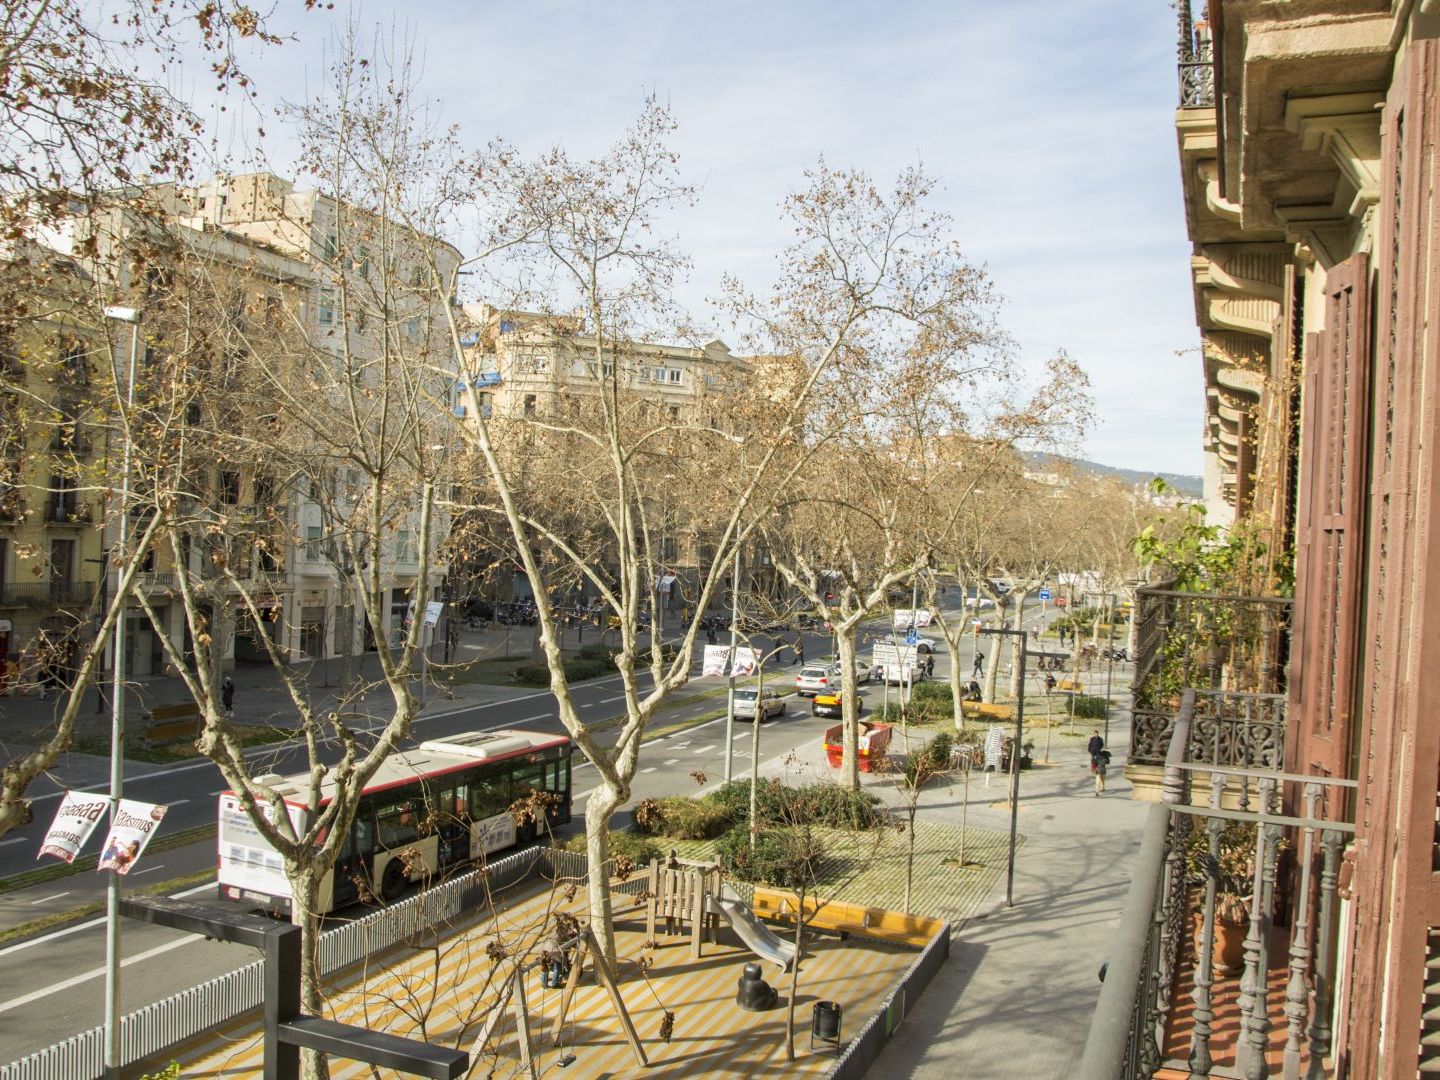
top-left (218, 729), bottom-right (573, 914)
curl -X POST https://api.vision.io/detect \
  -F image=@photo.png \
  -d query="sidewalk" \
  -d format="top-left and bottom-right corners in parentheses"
top-left (857, 707), bottom-right (1148, 1079)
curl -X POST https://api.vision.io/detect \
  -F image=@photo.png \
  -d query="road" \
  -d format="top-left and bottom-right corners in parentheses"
top-left (0, 602), bottom-right (1027, 1065)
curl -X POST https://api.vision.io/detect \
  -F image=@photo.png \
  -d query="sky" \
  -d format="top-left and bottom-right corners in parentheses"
top-left (191, 0), bottom-right (1202, 476)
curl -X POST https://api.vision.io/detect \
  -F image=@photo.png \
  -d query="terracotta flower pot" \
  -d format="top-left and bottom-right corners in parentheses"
top-left (1192, 910), bottom-right (1247, 976)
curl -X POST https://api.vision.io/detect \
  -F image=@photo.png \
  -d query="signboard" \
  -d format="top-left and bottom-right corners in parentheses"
top-left (423, 601), bottom-right (445, 628)
top-left (1038, 589), bottom-right (1052, 601)
top-left (872, 642), bottom-right (919, 676)
top-left (38, 791), bottom-right (110, 863)
top-left (730, 647), bottom-right (759, 677)
top-left (905, 628), bottom-right (919, 645)
top-left (96, 799), bottom-right (168, 875)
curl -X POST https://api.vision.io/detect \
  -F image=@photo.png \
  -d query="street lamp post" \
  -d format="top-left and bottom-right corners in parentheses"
top-left (101, 304), bottom-right (140, 1080)
top-left (723, 545), bottom-right (741, 785)
top-left (980, 625), bottom-right (1028, 908)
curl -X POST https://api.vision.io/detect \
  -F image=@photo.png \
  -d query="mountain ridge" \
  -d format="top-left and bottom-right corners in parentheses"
top-left (1025, 452), bottom-right (1204, 498)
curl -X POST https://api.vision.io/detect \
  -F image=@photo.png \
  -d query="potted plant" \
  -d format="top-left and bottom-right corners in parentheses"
top-left (1184, 820), bottom-right (1269, 975)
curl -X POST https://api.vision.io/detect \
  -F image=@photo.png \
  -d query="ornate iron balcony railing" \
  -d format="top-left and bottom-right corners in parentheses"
top-left (1177, 0), bottom-right (1215, 108)
top-left (1079, 691), bottom-right (1354, 1080)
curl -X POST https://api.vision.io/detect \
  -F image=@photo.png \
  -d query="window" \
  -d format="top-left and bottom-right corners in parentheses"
top-left (499, 320), bottom-right (516, 334)
top-left (220, 471), bottom-right (241, 504)
top-left (523, 394), bottom-right (536, 416)
top-left (376, 801), bottom-right (418, 849)
top-left (405, 316), bottom-right (421, 341)
top-left (317, 287), bottom-right (336, 327)
top-left (517, 349), bottom-right (549, 374)
top-left (306, 526), bottom-right (323, 560)
top-left (667, 368), bottom-right (683, 384)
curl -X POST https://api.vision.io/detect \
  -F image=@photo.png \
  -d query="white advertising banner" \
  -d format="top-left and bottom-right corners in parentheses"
top-left (38, 791), bottom-right (110, 863)
top-left (702, 644), bottom-right (730, 677)
top-left (423, 600), bottom-right (445, 628)
top-left (891, 609), bottom-right (934, 630)
top-left (730, 647), bottom-right (759, 677)
top-left (96, 799), bottom-right (168, 875)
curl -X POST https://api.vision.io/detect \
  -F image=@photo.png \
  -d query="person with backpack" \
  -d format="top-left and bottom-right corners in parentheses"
top-left (1087, 730), bottom-right (1111, 795)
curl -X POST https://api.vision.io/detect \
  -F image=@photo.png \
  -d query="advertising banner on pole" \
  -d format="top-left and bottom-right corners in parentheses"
top-left (702, 644), bottom-right (730, 677)
top-left (96, 799), bottom-right (168, 875)
top-left (730, 647), bottom-right (759, 677)
top-left (892, 609), bottom-right (934, 630)
top-left (38, 791), bottom-right (110, 863)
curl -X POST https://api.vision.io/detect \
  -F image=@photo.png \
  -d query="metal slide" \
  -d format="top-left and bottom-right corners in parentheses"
top-left (706, 890), bottom-right (797, 971)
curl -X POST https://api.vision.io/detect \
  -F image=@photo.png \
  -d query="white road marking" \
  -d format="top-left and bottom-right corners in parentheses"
top-left (29, 892), bottom-right (69, 906)
top-left (572, 789), bottom-right (594, 800)
top-left (693, 745), bottom-right (716, 754)
top-left (0, 882), bottom-right (216, 957)
top-left (165, 799), bottom-right (189, 808)
top-left (663, 759), bottom-right (679, 766)
top-left (130, 865), bottom-right (165, 876)
top-left (601, 696), bottom-right (624, 703)
top-left (640, 767), bottom-right (657, 774)
top-left (0, 837), bottom-right (27, 848)
top-left (520, 713), bottom-right (550, 722)
top-left (0, 935), bottom-right (196, 1016)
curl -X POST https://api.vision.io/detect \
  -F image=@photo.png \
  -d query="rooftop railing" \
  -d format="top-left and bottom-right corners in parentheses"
top-left (1177, 0), bottom-right (1215, 108)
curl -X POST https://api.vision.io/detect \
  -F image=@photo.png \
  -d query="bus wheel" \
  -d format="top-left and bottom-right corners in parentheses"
top-left (381, 859), bottom-right (408, 903)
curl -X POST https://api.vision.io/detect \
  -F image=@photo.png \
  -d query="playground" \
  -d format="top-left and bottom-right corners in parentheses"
top-left (161, 855), bottom-right (940, 1078)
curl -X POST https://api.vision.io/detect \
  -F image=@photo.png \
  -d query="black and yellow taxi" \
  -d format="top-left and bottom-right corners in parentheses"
top-left (811, 689), bottom-right (848, 719)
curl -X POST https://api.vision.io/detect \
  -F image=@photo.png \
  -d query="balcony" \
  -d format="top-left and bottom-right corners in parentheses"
top-left (43, 500), bottom-right (93, 525)
top-left (1130, 585), bottom-right (1292, 771)
top-left (0, 490), bottom-right (22, 522)
top-left (1079, 690), bottom-right (1353, 1079)
top-left (0, 580), bottom-right (99, 608)
top-left (1176, 0), bottom-right (1214, 109)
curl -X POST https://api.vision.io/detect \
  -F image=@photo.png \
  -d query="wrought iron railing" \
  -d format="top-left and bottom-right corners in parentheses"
top-left (1177, 0), bottom-right (1215, 108)
top-left (0, 580), bottom-right (99, 607)
top-left (1130, 585), bottom-right (1292, 766)
top-left (1079, 692), bottom-right (1354, 1079)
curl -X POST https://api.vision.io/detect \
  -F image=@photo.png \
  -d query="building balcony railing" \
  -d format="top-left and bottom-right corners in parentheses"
top-left (0, 580), bottom-right (99, 608)
top-left (43, 500), bottom-right (93, 525)
top-left (1078, 690), bottom-right (1354, 1080)
top-left (0, 491), bottom-right (22, 522)
top-left (1130, 584), bottom-right (1293, 767)
top-left (1176, 0), bottom-right (1215, 108)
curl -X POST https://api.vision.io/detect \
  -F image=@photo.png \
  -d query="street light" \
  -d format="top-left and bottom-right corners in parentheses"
top-left (979, 625), bottom-right (1028, 908)
top-left (101, 304), bottom-right (140, 1080)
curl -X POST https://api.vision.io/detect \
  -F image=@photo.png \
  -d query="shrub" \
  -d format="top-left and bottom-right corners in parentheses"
top-left (558, 829), bottom-right (661, 868)
top-left (1069, 694), bottom-right (1109, 719)
top-left (632, 796), bottom-right (731, 840)
top-left (707, 779), bottom-right (787, 825)
top-left (577, 643), bottom-right (618, 664)
top-left (715, 825), bottom-right (810, 888)
top-left (785, 782), bottom-right (881, 830)
top-left (513, 657), bottom-right (612, 686)
top-left (911, 680), bottom-right (953, 704)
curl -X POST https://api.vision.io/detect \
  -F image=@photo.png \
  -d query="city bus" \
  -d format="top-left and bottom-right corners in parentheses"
top-left (217, 729), bottom-right (573, 915)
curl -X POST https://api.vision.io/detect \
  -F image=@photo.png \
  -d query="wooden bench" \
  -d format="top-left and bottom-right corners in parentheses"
top-left (751, 887), bottom-right (945, 948)
top-left (961, 700), bottom-right (1015, 722)
top-left (144, 701), bottom-right (201, 746)
top-left (1057, 678), bottom-right (1085, 693)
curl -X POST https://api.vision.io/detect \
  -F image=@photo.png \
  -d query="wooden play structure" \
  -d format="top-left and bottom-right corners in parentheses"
top-left (645, 855), bottom-right (722, 958)
top-left (822, 720), bottom-right (893, 772)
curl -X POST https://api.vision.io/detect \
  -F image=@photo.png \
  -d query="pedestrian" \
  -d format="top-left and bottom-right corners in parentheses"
top-left (965, 679), bottom-right (982, 702)
top-left (972, 651), bottom-right (985, 678)
top-left (1044, 671), bottom-right (1057, 693)
top-left (706, 625), bottom-right (717, 645)
top-left (1087, 730), bottom-right (1111, 795)
top-left (793, 635), bottom-right (804, 666)
top-left (221, 675), bottom-right (235, 719)
top-left (924, 654), bottom-right (935, 679)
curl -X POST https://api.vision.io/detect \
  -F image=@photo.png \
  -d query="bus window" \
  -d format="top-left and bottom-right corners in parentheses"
top-left (451, 781), bottom-right (470, 819)
top-left (511, 762), bottom-right (545, 800)
top-left (471, 775), bottom-right (508, 819)
top-left (377, 801), bottom-right (419, 849)
top-left (353, 811), bottom-right (376, 856)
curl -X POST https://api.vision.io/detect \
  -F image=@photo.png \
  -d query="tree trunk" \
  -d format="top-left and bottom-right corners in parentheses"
top-left (784, 901), bottom-right (804, 1062)
top-left (291, 866), bottom-right (331, 1080)
top-left (983, 644), bottom-right (1002, 703)
top-left (585, 785), bottom-right (621, 964)
top-left (835, 631), bottom-right (861, 791)
top-left (949, 645), bottom-right (965, 733)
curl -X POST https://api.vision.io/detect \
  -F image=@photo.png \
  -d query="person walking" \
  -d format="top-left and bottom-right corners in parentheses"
top-left (924, 654), bottom-right (935, 679)
top-left (972, 651), bottom-right (985, 679)
top-left (793, 635), bottom-right (804, 667)
top-left (1087, 730), bottom-right (1111, 795)
top-left (221, 675), bottom-right (236, 720)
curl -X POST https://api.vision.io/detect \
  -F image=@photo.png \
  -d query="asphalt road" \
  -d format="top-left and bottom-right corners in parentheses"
top-left (0, 602), bottom-right (1026, 1065)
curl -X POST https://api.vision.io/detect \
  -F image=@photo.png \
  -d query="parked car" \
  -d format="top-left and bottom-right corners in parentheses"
top-left (732, 686), bottom-right (788, 722)
top-left (879, 633), bottom-right (941, 654)
top-left (812, 690), bottom-right (852, 719)
top-left (964, 596), bottom-right (997, 611)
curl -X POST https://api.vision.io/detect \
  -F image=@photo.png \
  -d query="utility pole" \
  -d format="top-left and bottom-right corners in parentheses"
top-left (980, 625), bottom-right (1028, 908)
top-left (724, 545), bottom-right (741, 785)
top-left (101, 305), bottom-right (140, 1080)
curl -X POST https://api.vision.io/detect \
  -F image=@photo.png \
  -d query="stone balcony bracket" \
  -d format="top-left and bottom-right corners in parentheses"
top-left (1283, 92), bottom-right (1384, 218)
top-left (1197, 159), bottom-right (1242, 223)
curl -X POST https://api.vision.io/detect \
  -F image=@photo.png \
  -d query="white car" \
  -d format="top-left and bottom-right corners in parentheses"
top-left (732, 687), bottom-right (788, 722)
top-left (965, 596), bottom-right (997, 611)
top-left (880, 633), bottom-right (941, 655)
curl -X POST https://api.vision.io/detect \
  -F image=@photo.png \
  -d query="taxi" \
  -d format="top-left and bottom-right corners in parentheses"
top-left (812, 689), bottom-right (847, 719)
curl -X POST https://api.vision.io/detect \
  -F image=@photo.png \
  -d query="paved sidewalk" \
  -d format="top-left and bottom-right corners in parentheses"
top-left (861, 709), bottom-right (1149, 1080)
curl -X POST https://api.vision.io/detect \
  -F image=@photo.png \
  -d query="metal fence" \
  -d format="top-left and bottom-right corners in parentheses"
top-left (0, 845), bottom-right (553, 1080)
top-left (824, 923), bottom-right (952, 1080)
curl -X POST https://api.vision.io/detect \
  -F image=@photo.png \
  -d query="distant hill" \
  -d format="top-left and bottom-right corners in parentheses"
top-left (1025, 453), bottom-right (1204, 498)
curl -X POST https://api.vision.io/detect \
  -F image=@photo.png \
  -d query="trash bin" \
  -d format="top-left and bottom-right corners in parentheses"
top-left (811, 1000), bottom-right (842, 1052)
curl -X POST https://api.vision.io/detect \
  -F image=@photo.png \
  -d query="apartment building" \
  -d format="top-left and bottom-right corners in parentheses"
top-left (26, 173), bottom-right (460, 672)
top-left (1082, 4), bottom-right (1440, 1077)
